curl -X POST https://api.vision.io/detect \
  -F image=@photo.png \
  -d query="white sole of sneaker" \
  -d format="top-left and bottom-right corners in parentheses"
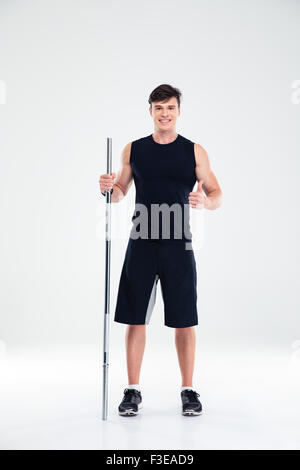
top-left (182, 409), bottom-right (202, 416)
top-left (119, 402), bottom-right (142, 416)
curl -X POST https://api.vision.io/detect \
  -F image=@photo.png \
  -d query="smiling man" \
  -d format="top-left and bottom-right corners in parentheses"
top-left (99, 83), bottom-right (223, 417)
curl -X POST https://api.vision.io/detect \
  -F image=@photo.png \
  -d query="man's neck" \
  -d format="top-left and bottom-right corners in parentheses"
top-left (152, 130), bottom-right (178, 145)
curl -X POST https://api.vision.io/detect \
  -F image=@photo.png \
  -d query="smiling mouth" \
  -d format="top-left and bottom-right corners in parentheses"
top-left (159, 120), bottom-right (171, 124)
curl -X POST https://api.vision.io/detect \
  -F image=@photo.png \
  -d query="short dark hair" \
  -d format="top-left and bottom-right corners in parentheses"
top-left (148, 84), bottom-right (182, 108)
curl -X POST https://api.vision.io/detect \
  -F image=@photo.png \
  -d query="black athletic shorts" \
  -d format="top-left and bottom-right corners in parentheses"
top-left (114, 238), bottom-right (198, 328)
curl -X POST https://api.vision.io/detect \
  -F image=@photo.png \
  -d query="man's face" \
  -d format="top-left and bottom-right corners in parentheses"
top-left (149, 97), bottom-right (180, 131)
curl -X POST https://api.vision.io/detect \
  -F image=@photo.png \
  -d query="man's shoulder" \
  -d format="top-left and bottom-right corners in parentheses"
top-left (193, 142), bottom-right (209, 166)
top-left (193, 142), bottom-right (208, 154)
top-left (121, 136), bottom-right (150, 164)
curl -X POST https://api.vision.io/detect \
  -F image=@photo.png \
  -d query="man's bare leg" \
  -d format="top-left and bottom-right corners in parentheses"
top-left (125, 324), bottom-right (146, 384)
top-left (175, 326), bottom-right (196, 387)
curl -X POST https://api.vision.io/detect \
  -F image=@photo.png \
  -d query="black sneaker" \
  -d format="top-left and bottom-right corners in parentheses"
top-left (118, 388), bottom-right (142, 416)
top-left (181, 389), bottom-right (202, 416)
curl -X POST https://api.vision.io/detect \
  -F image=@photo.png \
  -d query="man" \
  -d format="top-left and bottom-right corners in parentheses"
top-left (99, 84), bottom-right (222, 417)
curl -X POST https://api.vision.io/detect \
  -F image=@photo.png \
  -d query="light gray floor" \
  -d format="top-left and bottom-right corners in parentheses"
top-left (0, 345), bottom-right (299, 450)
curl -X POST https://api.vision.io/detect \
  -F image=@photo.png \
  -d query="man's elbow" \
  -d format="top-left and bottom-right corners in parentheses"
top-left (206, 189), bottom-right (223, 210)
top-left (111, 182), bottom-right (127, 202)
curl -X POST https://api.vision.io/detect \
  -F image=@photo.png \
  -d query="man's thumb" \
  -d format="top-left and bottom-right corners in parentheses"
top-left (197, 180), bottom-right (204, 192)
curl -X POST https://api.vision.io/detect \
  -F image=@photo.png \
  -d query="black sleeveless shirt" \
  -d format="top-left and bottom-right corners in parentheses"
top-left (129, 133), bottom-right (197, 242)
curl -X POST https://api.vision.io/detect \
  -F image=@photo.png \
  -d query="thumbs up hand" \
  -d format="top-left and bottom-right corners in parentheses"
top-left (188, 180), bottom-right (207, 209)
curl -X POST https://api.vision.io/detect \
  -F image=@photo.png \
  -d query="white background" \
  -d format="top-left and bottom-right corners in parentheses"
top-left (0, 0), bottom-right (300, 450)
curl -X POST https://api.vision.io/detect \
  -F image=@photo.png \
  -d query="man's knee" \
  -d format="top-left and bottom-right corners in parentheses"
top-left (175, 326), bottom-right (195, 333)
top-left (127, 324), bottom-right (146, 328)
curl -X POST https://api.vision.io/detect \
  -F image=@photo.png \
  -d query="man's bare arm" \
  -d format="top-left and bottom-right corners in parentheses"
top-left (194, 143), bottom-right (223, 210)
top-left (99, 142), bottom-right (133, 203)
top-left (111, 142), bottom-right (133, 202)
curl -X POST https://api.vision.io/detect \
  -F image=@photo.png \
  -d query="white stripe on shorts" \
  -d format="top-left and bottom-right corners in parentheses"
top-left (145, 274), bottom-right (159, 324)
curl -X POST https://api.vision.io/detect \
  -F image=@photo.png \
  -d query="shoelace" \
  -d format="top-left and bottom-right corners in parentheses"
top-left (183, 389), bottom-right (200, 401)
top-left (123, 388), bottom-right (140, 402)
